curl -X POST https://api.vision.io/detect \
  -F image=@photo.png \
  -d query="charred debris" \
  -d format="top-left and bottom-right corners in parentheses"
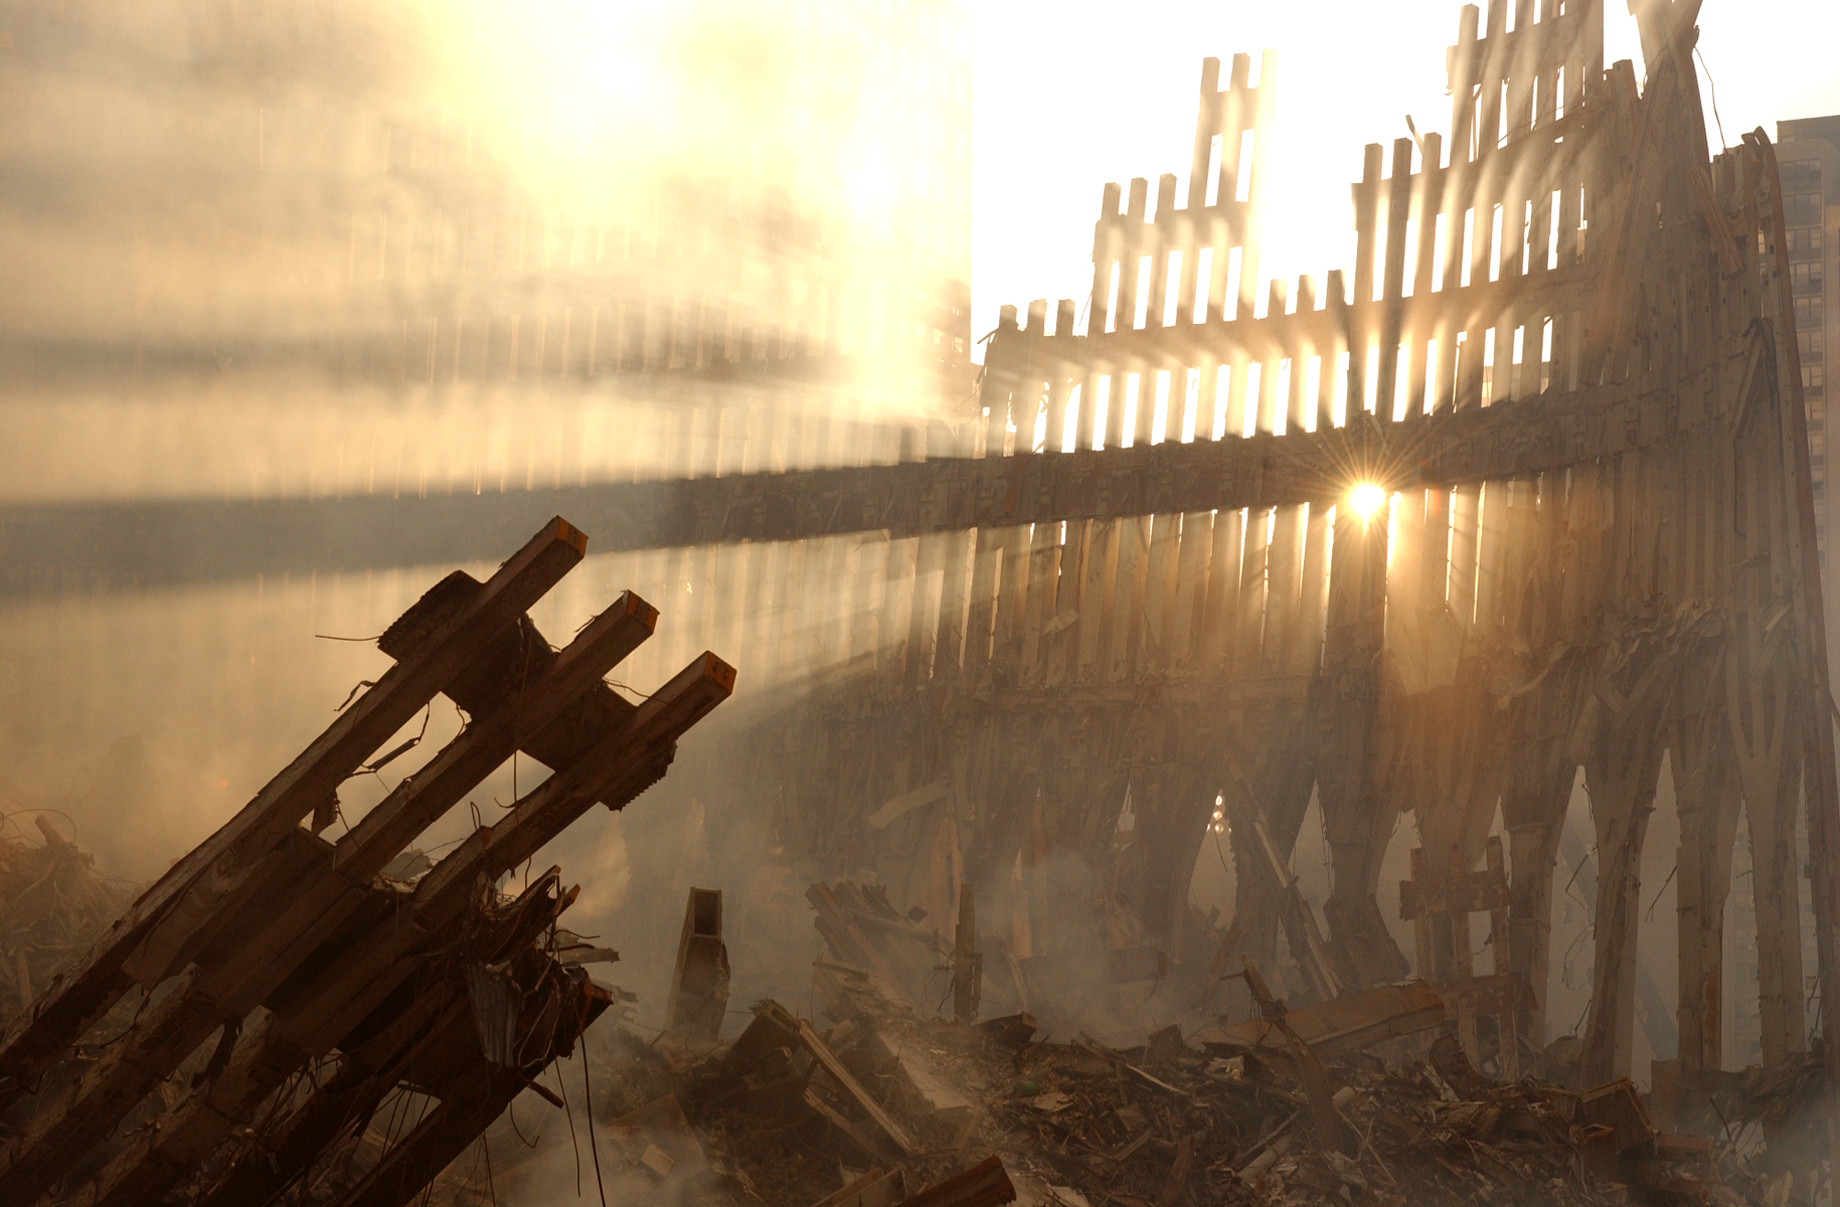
top-left (218, 870), bottom-right (1810, 1207)
top-left (0, 763), bottom-right (1810, 1207)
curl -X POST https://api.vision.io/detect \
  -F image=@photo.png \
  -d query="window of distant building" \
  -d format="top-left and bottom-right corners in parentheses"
top-left (1782, 160), bottom-right (1822, 191)
top-left (1786, 193), bottom-right (1823, 227)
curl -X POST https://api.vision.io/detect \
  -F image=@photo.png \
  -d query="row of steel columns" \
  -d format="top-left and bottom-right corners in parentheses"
top-left (1204, 493), bottom-right (1810, 1091)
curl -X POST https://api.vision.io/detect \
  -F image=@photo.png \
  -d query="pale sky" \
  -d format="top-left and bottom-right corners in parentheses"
top-left (965, 0), bottom-right (1840, 350)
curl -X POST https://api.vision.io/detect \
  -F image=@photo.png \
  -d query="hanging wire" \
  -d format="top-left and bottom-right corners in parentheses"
top-left (552, 1042), bottom-right (584, 1197)
top-left (505, 1097), bottom-right (541, 1149)
top-left (353, 705), bottom-right (431, 777)
top-left (334, 679), bottom-right (377, 713)
top-left (581, 1028), bottom-right (609, 1207)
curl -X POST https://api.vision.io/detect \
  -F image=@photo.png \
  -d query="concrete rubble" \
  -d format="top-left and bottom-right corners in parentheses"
top-left (0, 735), bottom-right (1820, 1207)
top-left (397, 884), bottom-right (1810, 1207)
top-left (0, 795), bottom-right (1815, 1207)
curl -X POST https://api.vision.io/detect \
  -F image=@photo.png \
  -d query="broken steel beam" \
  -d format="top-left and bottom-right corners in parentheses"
top-left (664, 887), bottom-right (731, 1038)
top-left (0, 518), bottom-right (587, 1117)
top-left (63, 650), bottom-right (733, 1207)
top-left (327, 969), bottom-right (611, 1207)
top-left (753, 999), bottom-right (921, 1157)
top-left (890, 1156), bottom-right (1016, 1207)
top-left (0, 588), bottom-right (659, 1205)
top-left (1196, 978), bottom-right (1448, 1061)
top-left (188, 867), bottom-right (586, 1207)
top-left (1, 518), bottom-right (733, 1207)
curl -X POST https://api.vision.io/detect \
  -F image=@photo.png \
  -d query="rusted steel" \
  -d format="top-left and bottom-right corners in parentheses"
top-left (0, 519), bottom-right (585, 1119)
top-left (6, 520), bottom-right (731, 1207)
top-left (665, 888), bottom-right (731, 1038)
top-left (890, 1155), bottom-right (1016, 1207)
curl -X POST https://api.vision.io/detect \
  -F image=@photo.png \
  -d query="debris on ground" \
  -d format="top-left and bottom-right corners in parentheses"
top-left (0, 822), bottom-right (1812, 1207)
top-left (0, 521), bottom-right (1813, 1207)
top-left (0, 815), bottom-right (134, 1022)
top-left (403, 882), bottom-right (1791, 1207)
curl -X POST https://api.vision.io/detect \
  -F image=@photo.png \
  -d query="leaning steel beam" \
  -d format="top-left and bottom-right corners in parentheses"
top-left (0, 371), bottom-right (1707, 595)
top-left (188, 983), bottom-right (469, 1207)
top-left (0, 518), bottom-right (585, 1116)
top-left (326, 977), bottom-right (606, 1207)
top-left (54, 651), bottom-right (735, 1207)
top-left (0, 588), bottom-right (655, 1206)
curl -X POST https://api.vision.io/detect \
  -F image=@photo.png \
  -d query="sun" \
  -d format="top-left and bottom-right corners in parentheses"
top-left (1348, 482), bottom-right (1388, 521)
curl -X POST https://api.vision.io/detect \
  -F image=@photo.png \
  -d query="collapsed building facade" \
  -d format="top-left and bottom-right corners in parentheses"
top-left (671, 0), bottom-right (1840, 1160)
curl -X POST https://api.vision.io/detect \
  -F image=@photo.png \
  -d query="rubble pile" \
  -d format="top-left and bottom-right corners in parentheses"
top-left (439, 887), bottom-right (1785, 1207)
top-left (0, 833), bottom-right (1803, 1207)
top-left (0, 816), bottom-right (132, 1023)
top-left (575, 1003), bottom-right (1747, 1207)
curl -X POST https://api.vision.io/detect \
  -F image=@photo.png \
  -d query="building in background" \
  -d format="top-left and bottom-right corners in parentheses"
top-left (1777, 118), bottom-right (1839, 568)
top-left (0, 0), bottom-right (972, 408)
top-left (1758, 114), bottom-right (1840, 1078)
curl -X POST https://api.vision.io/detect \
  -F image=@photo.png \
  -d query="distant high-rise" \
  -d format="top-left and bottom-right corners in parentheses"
top-left (0, 0), bottom-right (972, 403)
top-left (1772, 115), bottom-right (1840, 1064)
top-left (1777, 116), bottom-right (1840, 640)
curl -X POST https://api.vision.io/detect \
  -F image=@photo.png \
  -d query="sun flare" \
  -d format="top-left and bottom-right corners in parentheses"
top-left (1348, 481), bottom-right (1388, 520)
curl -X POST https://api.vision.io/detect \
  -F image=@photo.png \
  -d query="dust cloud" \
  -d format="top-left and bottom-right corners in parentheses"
top-left (5, 4), bottom-right (1821, 1203)
top-left (0, 0), bottom-right (969, 922)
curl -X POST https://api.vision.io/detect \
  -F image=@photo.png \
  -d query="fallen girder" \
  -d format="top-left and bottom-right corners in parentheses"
top-left (0, 517), bottom-right (734, 1207)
